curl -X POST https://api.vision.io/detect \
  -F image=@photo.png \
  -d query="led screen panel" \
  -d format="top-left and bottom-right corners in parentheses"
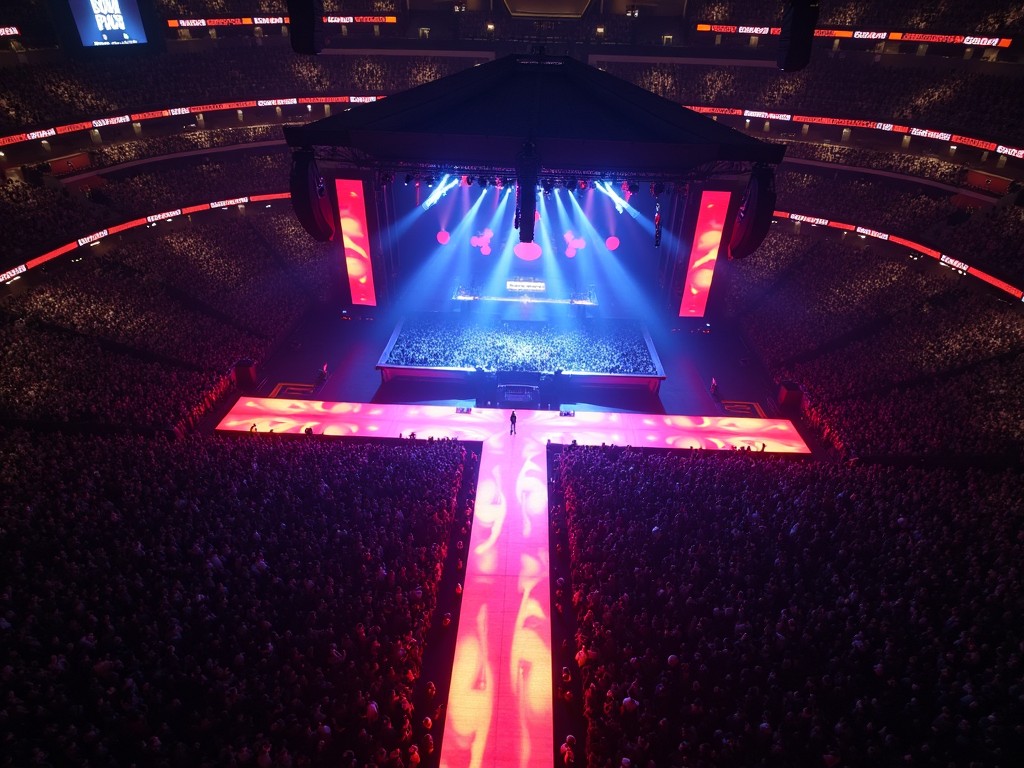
top-left (678, 189), bottom-right (732, 317)
top-left (335, 178), bottom-right (377, 306)
top-left (68, 0), bottom-right (149, 45)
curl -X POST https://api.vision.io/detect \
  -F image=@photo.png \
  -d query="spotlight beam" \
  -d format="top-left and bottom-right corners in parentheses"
top-left (420, 174), bottom-right (458, 211)
top-left (596, 182), bottom-right (642, 220)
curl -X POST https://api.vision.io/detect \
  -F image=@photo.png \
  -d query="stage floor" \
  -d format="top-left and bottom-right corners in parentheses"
top-left (217, 398), bottom-right (808, 768)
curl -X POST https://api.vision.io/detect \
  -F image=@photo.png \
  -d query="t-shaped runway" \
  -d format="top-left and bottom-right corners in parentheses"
top-left (218, 399), bottom-right (809, 767)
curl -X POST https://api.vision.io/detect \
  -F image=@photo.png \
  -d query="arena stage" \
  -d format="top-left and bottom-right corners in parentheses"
top-left (218, 398), bottom-right (808, 768)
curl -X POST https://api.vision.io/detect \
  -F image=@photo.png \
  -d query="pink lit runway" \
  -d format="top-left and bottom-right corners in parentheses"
top-left (217, 399), bottom-right (810, 767)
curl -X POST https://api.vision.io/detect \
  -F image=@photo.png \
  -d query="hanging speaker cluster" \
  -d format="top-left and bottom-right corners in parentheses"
top-left (290, 149), bottom-right (335, 243)
top-left (515, 141), bottom-right (540, 243)
top-left (727, 166), bottom-right (776, 260)
top-left (777, 0), bottom-right (819, 72)
top-left (287, 0), bottom-right (324, 55)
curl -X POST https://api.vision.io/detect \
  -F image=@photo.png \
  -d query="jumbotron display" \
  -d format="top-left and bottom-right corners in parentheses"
top-left (68, 0), bottom-right (148, 46)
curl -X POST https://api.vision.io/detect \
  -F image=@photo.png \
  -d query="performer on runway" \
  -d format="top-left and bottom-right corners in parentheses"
top-left (510, 410), bottom-right (517, 435)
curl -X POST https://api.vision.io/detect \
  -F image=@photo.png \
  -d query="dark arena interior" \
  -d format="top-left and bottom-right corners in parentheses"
top-left (2, 2), bottom-right (1024, 767)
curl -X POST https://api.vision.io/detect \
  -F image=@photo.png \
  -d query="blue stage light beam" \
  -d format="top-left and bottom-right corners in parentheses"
top-left (536, 191), bottom-right (563, 305)
top-left (566, 187), bottom-right (664, 327)
top-left (478, 186), bottom-right (516, 300)
top-left (389, 185), bottom-right (492, 318)
top-left (596, 181), bottom-right (643, 220)
top-left (420, 174), bottom-right (458, 211)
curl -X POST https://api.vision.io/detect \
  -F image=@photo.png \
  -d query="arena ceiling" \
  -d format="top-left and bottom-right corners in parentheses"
top-left (283, 54), bottom-right (784, 182)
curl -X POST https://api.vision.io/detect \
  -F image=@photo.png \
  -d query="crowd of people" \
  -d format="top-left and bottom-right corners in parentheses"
top-left (774, 168), bottom-right (954, 239)
top-left (0, 429), bottom-right (472, 767)
top-left (139, 0), bottom-right (1024, 40)
top-left (88, 126), bottom-right (283, 171)
top-left (779, 141), bottom-right (966, 188)
top-left (386, 315), bottom-right (658, 375)
top-left (1, 18), bottom-right (1023, 768)
top-left (0, 209), bottom-right (332, 430)
top-left (604, 58), bottom-right (1024, 146)
top-left (87, 151), bottom-right (291, 219)
top-left (157, 0), bottom-right (398, 16)
top-left (689, 0), bottom-right (1024, 32)
top-left (767, 165), bottom-right (1024, 287)
top-left (0, 44), bottom-right (482, 132)
top-left (556, 445), bottom-right (1024, 768)
top-left (7, 0), bottom-right (1024, 52)
top-left (0, 176), bottom-right (112, 265)
top-left (1, 150), bottom-right (292, 260)
top-left (0, 318), bottom-right (231, 430)
top-left (729, 229), bottom-right (1024, 460)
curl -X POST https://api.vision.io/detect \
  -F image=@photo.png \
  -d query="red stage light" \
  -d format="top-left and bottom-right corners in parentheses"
top-left (605, 235), bottom-right (620, 251)
top-left (437, 230), bottom-right (451, 245)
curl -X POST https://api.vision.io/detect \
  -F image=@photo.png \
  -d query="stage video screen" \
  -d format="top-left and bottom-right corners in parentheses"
top-left (389, 177), bottom-right (664, 319)
top-left (67, 0), bottom-right (149, 46)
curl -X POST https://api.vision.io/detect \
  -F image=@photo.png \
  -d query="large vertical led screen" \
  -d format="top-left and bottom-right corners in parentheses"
top-left (335, 178), bottom-right (377, 307)
top-left (678, 189), bottom-right (731, 317)
top-left (67, 0), bottom-right (149, 46)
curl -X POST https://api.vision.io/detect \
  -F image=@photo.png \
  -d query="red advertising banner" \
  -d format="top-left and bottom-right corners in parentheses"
top-left (952, 134), bottom-right (997, 151)
top-left (888, 235), bottom-right (940, 259)
top-left (167, 14), bottom-right (396, 27)
top-left (695, 23), bottom-right (1012, 47)
top-left (686, 105), bottom-right (744, 116)
top-left (108, 218), bottom-right (148, 234)
top-left (968, 267), bottom-right (1024, 298)
top-left (2, 97), bottom-right (1007, 157)
top-left (130, 109), bottom-right (171, 121)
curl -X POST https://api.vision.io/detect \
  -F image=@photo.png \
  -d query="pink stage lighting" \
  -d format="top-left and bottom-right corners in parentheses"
top-left (335, 178), bottom-right (377, 306)
top-left (679, 189), bottom-right (731, 317)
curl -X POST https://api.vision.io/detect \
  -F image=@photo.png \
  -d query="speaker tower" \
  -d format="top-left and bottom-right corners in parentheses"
top-left (290, 150), bottom-right (335, 242)
top-left (287, 0), bottom-right (324, 55)
top-left (728, 167), bottom-right (776, 260)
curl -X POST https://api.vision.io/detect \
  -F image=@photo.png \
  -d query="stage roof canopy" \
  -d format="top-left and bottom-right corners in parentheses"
top-left (284, 54), bottom-right (784, 180)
